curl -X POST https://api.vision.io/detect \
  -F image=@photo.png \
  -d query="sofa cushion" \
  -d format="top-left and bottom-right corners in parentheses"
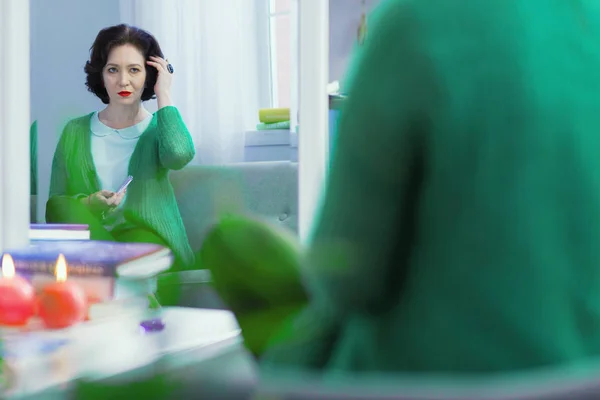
top-left (170, 161), bottom-right (298, 251)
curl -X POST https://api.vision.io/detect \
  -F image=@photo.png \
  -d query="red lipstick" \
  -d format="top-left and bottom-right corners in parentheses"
top-left (118, 91), bottom-right (132, 97)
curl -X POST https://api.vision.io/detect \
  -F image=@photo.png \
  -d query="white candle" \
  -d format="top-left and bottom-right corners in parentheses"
top-left (297, 0), bottom-right (329, 244)
top-left (0, 1), bottom-right (31, 252)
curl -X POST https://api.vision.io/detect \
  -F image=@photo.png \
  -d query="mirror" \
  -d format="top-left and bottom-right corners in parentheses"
top-left (31, 0), bottom-right (275, 223)
top-left (28, 0), bottom-right (300, 267)
top-left (26, 0), bottom-right (379, 249)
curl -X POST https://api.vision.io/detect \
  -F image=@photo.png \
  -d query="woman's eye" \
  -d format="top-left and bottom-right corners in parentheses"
top-left (130, 68), bottom-right (140, 73)
top-left (107, 67), bottom-right (117, 73)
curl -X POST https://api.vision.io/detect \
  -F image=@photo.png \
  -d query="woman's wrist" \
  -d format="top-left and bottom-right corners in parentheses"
top-left (156, 92), bottom-right (173, 109)
top-left (80, 194), bottom-right (93, 208)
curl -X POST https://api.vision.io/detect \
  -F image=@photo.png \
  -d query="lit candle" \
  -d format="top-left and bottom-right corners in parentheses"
top-left (38, 254), bottom-right (87, 329)
top-left (0, 254), bottom-right (36, 326)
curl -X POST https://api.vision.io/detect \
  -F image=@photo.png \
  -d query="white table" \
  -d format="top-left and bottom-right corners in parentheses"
top-left (4, 307), bottom-right (242, 398)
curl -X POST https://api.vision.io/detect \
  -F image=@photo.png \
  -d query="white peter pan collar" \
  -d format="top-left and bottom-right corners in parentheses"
top-left (90, 111), bottom-right (152, 140)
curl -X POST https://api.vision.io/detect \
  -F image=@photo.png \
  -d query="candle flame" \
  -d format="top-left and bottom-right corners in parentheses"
top-left (55, 254), bottom-right (68, 282)
top-left (1, 254), bottom-right (15, 279)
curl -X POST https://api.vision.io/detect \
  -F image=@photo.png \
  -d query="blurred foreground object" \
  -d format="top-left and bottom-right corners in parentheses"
top-left (199, 215), bottom-right (308, 356)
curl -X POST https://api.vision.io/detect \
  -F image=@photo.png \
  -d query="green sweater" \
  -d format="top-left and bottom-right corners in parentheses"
top-left (49, 106), bottom-right (195, 267)
top-left (263, 0), bottom-right (600, 374)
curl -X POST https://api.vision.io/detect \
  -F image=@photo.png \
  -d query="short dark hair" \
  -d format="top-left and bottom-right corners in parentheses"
top-left (84, 24), bottom-right (164, 104)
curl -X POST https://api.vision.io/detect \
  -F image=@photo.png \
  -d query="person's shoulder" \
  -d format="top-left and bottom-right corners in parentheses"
top-left (369, 0), bottom-right (515, 31)
top-left (57, 112), bottom-right (95, 146)
top-left (367, 0), bottom-right (420, 28)
top-left (62, 112), bottom-right (95, 133)
top-left (152, 105), bottom-right (180, 119)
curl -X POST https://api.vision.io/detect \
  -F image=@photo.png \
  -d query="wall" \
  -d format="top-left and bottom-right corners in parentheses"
top-left (329, 0), bottom-right (380, 85)
top-left (30, 0), bottom-right (121, 222)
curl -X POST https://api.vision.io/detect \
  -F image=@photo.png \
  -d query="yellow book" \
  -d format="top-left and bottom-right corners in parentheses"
top-left (258, 108), bottom-right (290, 124)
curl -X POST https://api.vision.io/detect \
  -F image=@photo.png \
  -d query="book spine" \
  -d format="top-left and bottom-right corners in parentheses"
top-left (12, 259), bottom-right (115, 277)
top-left (30, 224), bottom-right (89, 231)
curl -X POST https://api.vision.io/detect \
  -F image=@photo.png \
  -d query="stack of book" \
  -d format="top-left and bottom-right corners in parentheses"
top-left (256, 108), bottom-right (291, 131)
top-left (6, 223), bottom-right (171, 313)
top-left (5, 240), bottom-right (172, 304)
top-left (0, 225), bottom-right (177, 395)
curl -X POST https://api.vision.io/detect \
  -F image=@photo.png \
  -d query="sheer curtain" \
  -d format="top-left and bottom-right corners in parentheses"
top-left (119, 0), bottom-right (264, 164)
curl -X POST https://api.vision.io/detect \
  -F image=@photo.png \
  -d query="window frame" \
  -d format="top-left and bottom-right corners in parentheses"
top-left (268, 0), bottom-right (291, 108)
top-left (255, 0), bottom-right (274, 109)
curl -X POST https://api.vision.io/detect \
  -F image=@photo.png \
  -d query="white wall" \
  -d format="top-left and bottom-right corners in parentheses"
top-left (31, 0), bottom-right (121, 222)
top-left (329, 0), bottom-right (380, 85)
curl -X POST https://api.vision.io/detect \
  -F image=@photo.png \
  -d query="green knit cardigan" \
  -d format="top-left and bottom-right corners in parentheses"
top-left (49, 106), bottom-right (195, 267)
top-left (262, 0), bottom-right (600, 374)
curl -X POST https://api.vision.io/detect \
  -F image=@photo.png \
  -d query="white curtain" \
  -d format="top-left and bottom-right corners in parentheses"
top-left (119, 0), bottom-right (264, 164)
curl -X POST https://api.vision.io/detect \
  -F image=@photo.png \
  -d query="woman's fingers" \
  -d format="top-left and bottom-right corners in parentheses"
top-left (149, 55), bottom-right (167, 67)
top-left (146, 60), bottom-right (164, 72)
top-left (99, 190), bottom-right (114, 198)
top-left (115, 192), bottom-right (125, 206)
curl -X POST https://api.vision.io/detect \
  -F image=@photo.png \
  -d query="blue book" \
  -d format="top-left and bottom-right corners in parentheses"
top-left (29, 223), bottom-right (89, 231)
top-left (4, 240), bottom-right (172, 279)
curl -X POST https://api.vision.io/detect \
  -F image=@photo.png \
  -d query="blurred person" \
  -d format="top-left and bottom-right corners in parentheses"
top-left (204, 0), bottom-right (600, 374)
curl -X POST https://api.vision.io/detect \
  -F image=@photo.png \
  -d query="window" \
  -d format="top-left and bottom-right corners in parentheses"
top-left (268, 0), bottom-right (291, 108)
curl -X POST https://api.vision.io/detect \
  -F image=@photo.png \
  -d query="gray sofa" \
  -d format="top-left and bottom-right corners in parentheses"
top-left (157, 161), bottom-right (299, 308)
top-left (170, 161), bottom-right (298, 251)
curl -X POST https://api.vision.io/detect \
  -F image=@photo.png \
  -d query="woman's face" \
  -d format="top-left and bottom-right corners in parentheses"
top-left (102, 43), bottom-right (147, 104)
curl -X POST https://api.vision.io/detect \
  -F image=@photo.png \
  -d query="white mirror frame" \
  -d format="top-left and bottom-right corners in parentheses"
top-left (294, 0), bottom-right (329, 244)
top-left (0, 0), bottom-right (31, 252)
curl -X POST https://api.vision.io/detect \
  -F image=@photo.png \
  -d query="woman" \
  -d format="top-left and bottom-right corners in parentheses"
top-left (204, 0), bottom-right (600, 375)
top-left (46, 24), bottom-right (195, 272)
